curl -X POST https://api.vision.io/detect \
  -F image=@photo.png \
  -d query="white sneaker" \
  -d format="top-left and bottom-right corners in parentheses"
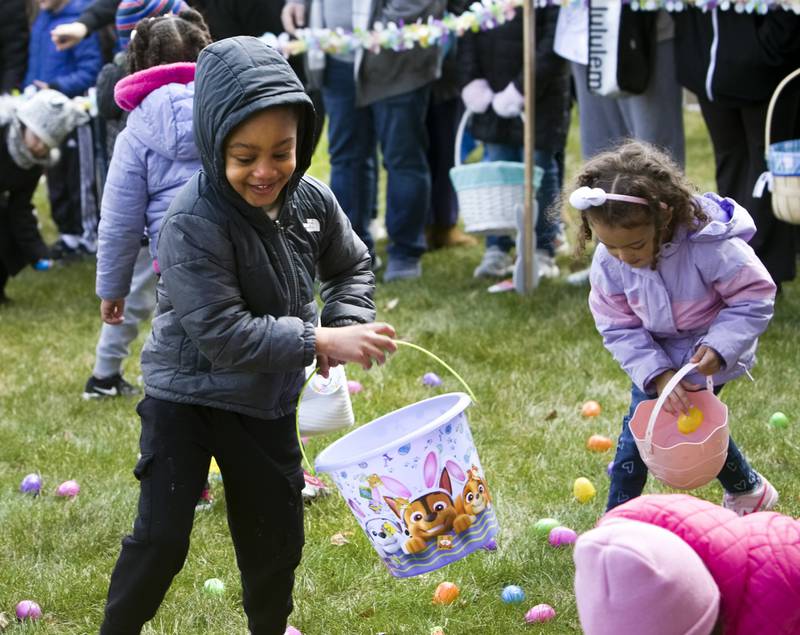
top-left (474, 246), bottom-right (514, 278)
top-left (566, 267), bottom-right (591, 286)
top-left (536, 250), bottom-right (560, 279)
top-left (722, 473), bottom-right (778, 516)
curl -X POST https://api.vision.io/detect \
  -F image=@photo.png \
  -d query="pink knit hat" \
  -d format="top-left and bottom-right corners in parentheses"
top-left (573, 519), bottom-right (720, 635)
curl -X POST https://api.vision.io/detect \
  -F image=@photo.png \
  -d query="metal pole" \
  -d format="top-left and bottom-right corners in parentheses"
top-left (520, 0), bottom-right (536, 293)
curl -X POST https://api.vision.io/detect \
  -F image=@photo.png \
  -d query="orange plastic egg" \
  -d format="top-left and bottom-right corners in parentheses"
top-left (432, 581), bottom-right (460, 605)
top-left (581, 400), bottom-right (602, 417)
top-left (586, 434), bottom-right (613, 451)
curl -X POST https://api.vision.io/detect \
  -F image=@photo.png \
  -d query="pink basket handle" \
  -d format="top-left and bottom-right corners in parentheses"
top-left (643, 363), bottom-right (714, 455)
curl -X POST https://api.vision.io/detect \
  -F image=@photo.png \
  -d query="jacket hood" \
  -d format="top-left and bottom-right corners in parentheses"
top-left (691, 193), bottom-right (757, 243)
top-left (193, 37), bottom-right (315, 211)
top-left (124, 78), bottom-right (198, 162)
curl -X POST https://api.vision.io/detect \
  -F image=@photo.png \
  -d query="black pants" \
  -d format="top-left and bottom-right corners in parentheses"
top-left (699, 97), bottom-right (798, 286)
top-left (100, 397), bottom-right (305, 635)
top-left (46, 131), bottom-right (83, 237)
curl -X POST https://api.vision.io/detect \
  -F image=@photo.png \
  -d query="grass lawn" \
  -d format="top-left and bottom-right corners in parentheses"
top-left (1, 109), bottom-right (798, 634)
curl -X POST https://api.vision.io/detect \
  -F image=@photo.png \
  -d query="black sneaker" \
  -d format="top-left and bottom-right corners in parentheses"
top-left (82, 374), bottom-right (140, 399)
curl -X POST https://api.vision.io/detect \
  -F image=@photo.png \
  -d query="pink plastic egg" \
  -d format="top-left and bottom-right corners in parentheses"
top-left (525, 603), bottom-right (556, 624)
top-left (15, 600), bottom-right (42, 620)
top-left (284, 626), bottom-right (302, 635)
top-left (347, 380), bottom-right (363, 394)
top-left (56, 480), bottom-right (80, 498)
top-left (548, 526), bottom-right (578, 547)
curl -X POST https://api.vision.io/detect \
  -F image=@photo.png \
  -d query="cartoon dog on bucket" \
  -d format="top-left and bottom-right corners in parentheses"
top-left (455, 465), bottom-right (492, 523)
top-left (383, 453), bottom-right (473, 554)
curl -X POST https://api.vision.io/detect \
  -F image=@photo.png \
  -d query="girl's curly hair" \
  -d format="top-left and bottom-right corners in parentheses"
top-left (127, 9), bottom-right (212, 74)
top-left (570, 140), bottom-right (708, 269)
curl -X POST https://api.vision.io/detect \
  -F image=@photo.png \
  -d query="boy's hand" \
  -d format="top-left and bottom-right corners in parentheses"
top-left (315, 323), bottom-right (397, 371)
top-left (653, 370), bottom-right (693, 416)
top-left (51, 22), bottom-right (89, 51)
top-left (315, 354), bottom-right (343, 379)
top-left (691, 345), bottom-right (722, 376)
top-left (101, 298), bottom-right (125, 325)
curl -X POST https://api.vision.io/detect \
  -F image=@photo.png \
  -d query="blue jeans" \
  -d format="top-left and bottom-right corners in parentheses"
top-left (482, 144), bottom-right (560, 256)
top-left (606, 383), bottom-right (758, 511)
top-left (322, 57), bottom-right (430, 260)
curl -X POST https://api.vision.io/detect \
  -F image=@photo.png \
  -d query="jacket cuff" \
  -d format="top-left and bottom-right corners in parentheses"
top-left (302, 321), bottom-right (317, 367)
top-left (327, 318), bottom-right (360, 328)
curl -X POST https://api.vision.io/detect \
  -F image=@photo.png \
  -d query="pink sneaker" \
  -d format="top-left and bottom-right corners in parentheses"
top-left (722, 473), bottom-right (778, 516)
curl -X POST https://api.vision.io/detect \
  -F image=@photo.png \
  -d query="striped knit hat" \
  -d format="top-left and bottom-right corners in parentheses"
top-left (116, 0), bottom-right (188, 49)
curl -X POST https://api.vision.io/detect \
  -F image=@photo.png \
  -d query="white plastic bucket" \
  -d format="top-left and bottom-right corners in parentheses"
top-left (315, 392), bottom-right (498, 578)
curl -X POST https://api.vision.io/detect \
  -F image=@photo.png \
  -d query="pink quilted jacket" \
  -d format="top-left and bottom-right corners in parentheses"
top-left (601, 494), bottom-right (800, 635)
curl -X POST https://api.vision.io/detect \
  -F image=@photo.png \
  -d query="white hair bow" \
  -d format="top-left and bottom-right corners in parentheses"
top-left (569, 186), bottom-right (653, 211)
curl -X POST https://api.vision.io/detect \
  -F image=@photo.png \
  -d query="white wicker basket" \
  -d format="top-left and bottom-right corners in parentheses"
top-left (448, 110), bottom-right (542, 235)
top-left (754, 67), bottom-right (800, 225)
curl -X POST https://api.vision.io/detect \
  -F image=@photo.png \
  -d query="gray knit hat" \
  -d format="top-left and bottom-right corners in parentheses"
top-left (16, 89), bottom-right (90, 149)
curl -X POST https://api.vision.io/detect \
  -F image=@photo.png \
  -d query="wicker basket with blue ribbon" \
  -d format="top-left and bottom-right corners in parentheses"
top-left (449, 110), bottom-right (542, 235)
top-left (753, 67), bottom-right (800, 225)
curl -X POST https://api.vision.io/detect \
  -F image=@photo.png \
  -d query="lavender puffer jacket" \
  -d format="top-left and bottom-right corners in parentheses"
top-left (602, 494), bottom-right (800, 635)
top-left (588, 194), bottom-right (776, 392)
top-left (96, 63), bottom-right (200, 301)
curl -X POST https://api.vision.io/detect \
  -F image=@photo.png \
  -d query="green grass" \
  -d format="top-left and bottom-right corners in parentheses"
top-left (1, 110), bottom-right (798, 634)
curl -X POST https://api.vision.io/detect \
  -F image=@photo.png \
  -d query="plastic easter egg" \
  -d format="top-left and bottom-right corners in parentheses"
top-left (677, 406), bottom-right (704, 434)
top-left (533, 517), bottom-right (561, 537)
top-left (20, 473), bottom-right (42, 495)
top-left (56, 480), bottom-right (80, 498)
top-left (548, 526), bottom-right (578, 547)
top-left (432, 581), bottom-right (459, 605)
top-left (422, 372), bottom-right (443, 387)
top-left (500, 585), bottom-right (526, 604)
top-left (482, 538), bottom-right (497, 551)
top-left (15, 600), bottom-right (42, 620)
top-left (581, 400), bottom-right (601, 417)
top-left (203, 578), bottom-right (225, 595)
top-left (769, 411), bottom-right (789, 429)
top-left (430, 627), bottom-right (445, 635)
top-left (573, 477), bottom-right (596, 503)
top-left (525, 604), bottom-right (556, 624)
top-left (284, 627), bottom-right (302, 635)
top-left (586, 434), bottom-right (613, 451)
top-left (347, 380), bottom-right (363, 395)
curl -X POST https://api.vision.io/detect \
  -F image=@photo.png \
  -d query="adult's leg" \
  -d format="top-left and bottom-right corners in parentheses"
top-left (213, 411), bottom-right (304, 635)
top-left (606, 384), bottom-right (652, 511)
top-left (571, 62), bottom-right (631, 160)
top-left (534, 149), bottom-right (561, 256)
top-left (426, 96), bottom-right (460, 230)
top-left (321, 58), bottom-right (378, 256)
top-left (619, 38), bottom-right (685, 167)
top-left (46, 131), bottom-right (83, 241)
top-left (372, 84), bottom-right (432, 261)
top-left (93, 246), bottom-right (157, 379)
top-left (100, 397), bottom-right (211, 635)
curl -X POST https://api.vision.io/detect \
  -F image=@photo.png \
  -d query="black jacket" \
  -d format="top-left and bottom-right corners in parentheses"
top-left (0, 128), bottom-right (49, 276)
top-left (673, 8), bottom-right (800, 106)
top-left (190, 0), bottom-right (282, 40)
top-left (77, 0), bottom-right (119, 32)
top-left (142, 37), bottom-right (375, 419)
top-left (0, 0), bottom-right (30, 93)
top-left (457, 6), bottom-right (570, 152)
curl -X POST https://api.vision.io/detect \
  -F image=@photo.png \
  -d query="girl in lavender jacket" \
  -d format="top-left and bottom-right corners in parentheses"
top-left (87, 11), bottom-right (211, 398)
top-left (570, 141), bottom-right (778, 515)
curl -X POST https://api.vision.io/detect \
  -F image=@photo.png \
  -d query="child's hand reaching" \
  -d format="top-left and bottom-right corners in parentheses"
top-left (690, 345), bottom-right (722, 376)
top-left (315, 323), bottom-right (397, 374)
top-left (653, 369), bottom-right (695, 416)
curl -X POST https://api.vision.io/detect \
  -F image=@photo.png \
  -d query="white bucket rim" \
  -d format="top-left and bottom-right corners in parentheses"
top-left (314, 392), bottom-right (472, 473)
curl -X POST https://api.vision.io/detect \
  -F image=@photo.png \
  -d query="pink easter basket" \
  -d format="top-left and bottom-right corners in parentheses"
top-left (629, 363), bottom-right (729, 490)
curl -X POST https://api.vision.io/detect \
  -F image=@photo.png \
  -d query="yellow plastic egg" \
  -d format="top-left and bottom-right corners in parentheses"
top-left (677, 406), bottom-right (704, 434)
top-left (573, 477), bottom-right (596, 503)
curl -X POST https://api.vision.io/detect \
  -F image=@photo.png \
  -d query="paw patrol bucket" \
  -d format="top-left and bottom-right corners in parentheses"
top-left (629, 363), bottom-right (729, 490)
top-left (315, 392), bottom-right (498, 577)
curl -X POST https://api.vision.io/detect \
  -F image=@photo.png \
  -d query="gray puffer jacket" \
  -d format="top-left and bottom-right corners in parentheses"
top-left (141, 37), bottom-right (376, 419)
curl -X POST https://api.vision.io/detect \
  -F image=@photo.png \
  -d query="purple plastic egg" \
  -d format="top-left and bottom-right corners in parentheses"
top-left (482, 538), bottom-right (497, 551)
top-left (607, 460), bottom-right (614, 477)
top-left (548, 526), bottom-right (578, 547)
top-left (525, 603), bottom-right (556, 624)
top-left (56, 480), bottom-right (80, 498)
top-left (347, 380), bottom-right (363, 394)
top-left (15, 600), bottom-right (42, 620)
top-left (20, 473), bottom-right (42, 495)
top-left (422, 372), bottom-right (443, 387)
